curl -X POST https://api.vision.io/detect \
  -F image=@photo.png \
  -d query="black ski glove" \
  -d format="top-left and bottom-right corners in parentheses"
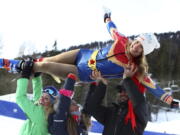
top-left (170, 100), bottom-right (179, 109)
top-left (104, 12), bottom-right (111, 23)
top-left (20, 58), bottom-right (34, 79)
top-left (16, 60), bottom-right (25, 73)
top-left (34, 72), bottom-right (42, 77)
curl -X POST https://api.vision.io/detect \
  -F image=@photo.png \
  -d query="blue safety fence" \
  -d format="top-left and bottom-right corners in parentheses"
top-left (91, 121), bottom-right (176, 135)
top-left (0, 100), bottom-right (176, 135)
top-left (0, 100), bottom-right (26, 120)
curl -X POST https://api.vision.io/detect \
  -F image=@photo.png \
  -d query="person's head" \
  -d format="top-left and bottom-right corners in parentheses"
top-left (129, 33), bottom-right (160, 57)
top-left (129, 40), bottom-right (144, 58)
top-left (67, 100), bottom-right (91, 135)
top-left (67, 100), bottom-right (81, 135)
top-left (39, 86), bottom-right (59, 107)
top-left (70, 100), bottom-right (81, 113)
top-left (116, 82), bottom-right (129, 104)
top-left (126, 34), bottom-right (159, 80)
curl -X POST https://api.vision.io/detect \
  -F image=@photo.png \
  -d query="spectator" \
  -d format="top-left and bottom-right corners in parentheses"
top-left (48, 73), bottom-right (91, 135)
top-left (86, 67), bottom-right (149, 135)
top-left (16, 58), bottom-right (58, 135)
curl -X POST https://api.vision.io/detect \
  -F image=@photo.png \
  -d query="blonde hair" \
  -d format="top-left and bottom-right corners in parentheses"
top-left (43, 96), bottom-right (58, 120)
top-left (67, 115), bottom-right (79, 135)
top-left (45, 104), bottom-right (55, 120)
top-left (81, 113), bottom-right (92, 130)
top-left (36, 99), bottom-right (55, 120)
top-left (126, 41), bottom-right (149, 81)
top-left (66, 112), bottom-right (91, 135)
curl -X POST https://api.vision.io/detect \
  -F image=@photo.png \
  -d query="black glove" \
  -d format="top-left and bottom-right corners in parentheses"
top-left (170, 100), bottom-right (179, 109)
top-left (16, 60), bottom-right (25, 73)
top-left (20, 58), bottom-right (34, 79)
top-left (34, 72), bottom-right (42, 77)
top-left (104, 12), bottom-right (111, 23)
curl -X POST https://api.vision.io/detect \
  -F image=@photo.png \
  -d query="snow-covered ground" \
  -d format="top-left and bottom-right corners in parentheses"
top-left (146, 111), bottom-right (180, 134)
top-left (0, 94), bottom-right (180, 135)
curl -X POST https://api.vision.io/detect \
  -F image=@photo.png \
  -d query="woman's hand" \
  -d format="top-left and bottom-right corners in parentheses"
top-left (123, 63), bottom-right (137, 78)
top-left (90, 70), bottom-right (108, 85)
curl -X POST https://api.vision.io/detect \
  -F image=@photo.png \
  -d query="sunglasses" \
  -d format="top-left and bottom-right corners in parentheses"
top-left (43, 88), bottom-right (57, 97)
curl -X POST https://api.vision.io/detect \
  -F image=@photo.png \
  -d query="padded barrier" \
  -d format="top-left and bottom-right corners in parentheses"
top-left (0, 100), bottom-right (176, 135)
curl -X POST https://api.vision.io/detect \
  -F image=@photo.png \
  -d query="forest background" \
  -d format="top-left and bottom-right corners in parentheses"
top-left (0, 31), bottom-right (180, 114)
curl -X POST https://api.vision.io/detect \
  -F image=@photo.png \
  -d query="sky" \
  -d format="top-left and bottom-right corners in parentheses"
top-left (0, 0), bottom-right (180, 58)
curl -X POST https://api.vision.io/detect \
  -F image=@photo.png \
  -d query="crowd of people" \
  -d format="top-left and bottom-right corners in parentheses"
top-left (4, 11), bottom-right (179, 135)
top-left (16, 57), bottom-right (149, 135)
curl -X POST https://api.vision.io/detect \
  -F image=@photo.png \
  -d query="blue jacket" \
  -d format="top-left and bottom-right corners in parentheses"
top-left (48, 77), bottom-right (87, 135)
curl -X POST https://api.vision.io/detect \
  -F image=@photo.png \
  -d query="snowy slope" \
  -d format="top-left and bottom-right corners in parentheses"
top-left (0, 94), bottom-right (180, 135)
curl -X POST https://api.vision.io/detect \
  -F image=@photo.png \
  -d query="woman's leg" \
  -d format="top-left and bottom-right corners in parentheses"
top-left (34, 62), bottom-right (78, 79)
top-left (42, 49), bottom-right (80, 64)
top-left (33, 49), bottom-right (81, 81)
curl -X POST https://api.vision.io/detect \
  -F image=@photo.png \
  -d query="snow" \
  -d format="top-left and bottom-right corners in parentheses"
top-left (0, 116), bottom-right (102, 135)
top-left (146, 111), bottom-right (180, 134)
top-left (0, 94), bottom-right (180, 135)
top-left (0, 115), bottom-right (24, 135)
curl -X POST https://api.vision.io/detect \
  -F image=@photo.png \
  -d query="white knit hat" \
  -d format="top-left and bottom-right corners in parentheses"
top-left (135, 33), bottom-right (160, 55)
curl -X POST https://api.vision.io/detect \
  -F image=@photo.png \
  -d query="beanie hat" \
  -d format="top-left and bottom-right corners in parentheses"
top-left (43, 86), bottom-right (59, 104)
top-left (59, 73), bottom-right (77, 98)
top-left (135, 33), bottom-right (160, 55)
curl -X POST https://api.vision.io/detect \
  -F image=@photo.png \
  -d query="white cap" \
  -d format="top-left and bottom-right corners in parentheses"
top-left (135, 33), bottom-right (160, 55)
